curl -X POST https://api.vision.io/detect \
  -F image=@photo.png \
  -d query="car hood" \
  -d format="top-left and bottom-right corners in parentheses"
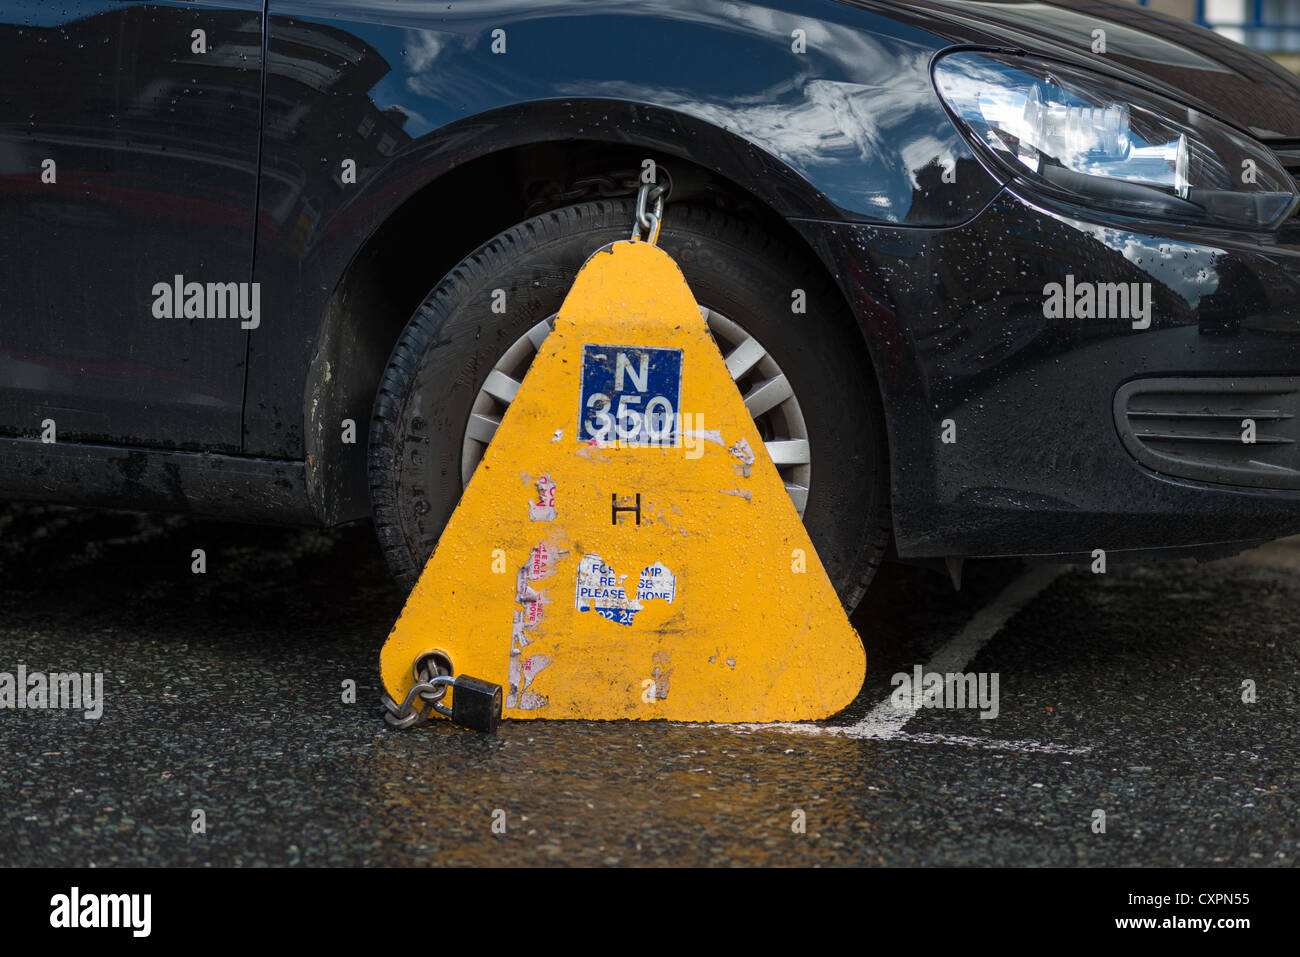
top-left (859, 0), bottom-right (1300, 139)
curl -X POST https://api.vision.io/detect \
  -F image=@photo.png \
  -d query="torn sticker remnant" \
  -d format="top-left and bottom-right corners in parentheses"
top-left (728, 438), bottom-right (756, 465)
top-left (521, 654), bottom-right (551, 692)
top-left (651, 650), bottom-right (673, 700)
top-left (575, 553), bottom-right (639, 625)
top-left (521, 541), bottom-right (564, 582)
top-left (507, 541), bottom-right (568, 706)
top-left (529, 474), bottom-right (557, 521)
top-left (636, 561), bottom-right (677, 604)
top-left (575, 554), bottom-right (676, 625)
top-left (507, 651), bottom-right (552, 710)
top-left (682, 428), bottom-right (724, 446)
top-left (512, 592), bottom-right (545, 642)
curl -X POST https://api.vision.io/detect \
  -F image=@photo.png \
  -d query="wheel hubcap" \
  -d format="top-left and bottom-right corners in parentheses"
top-left (461, 307), bottom-right (812, 516)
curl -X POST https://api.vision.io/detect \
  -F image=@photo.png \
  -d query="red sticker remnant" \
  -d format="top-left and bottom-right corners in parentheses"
top-left (529, 474), bottom-right (557, 521)
top-left (507, 541), bottom-right (568, 709)
top-left (523, 541), bottom-right (562, 581)
top-left (508, 651), bottom-right (551, 710)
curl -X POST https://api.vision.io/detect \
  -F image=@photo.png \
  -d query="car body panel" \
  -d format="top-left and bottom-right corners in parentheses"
top-left (797, 194), bottom-right (1300, 558)
top-left (247, 0), bottom-right (1007, 472)
top-left (4, 0), bottom-right (1300, 567)
top-left (0, 0), bottom-right (263, 453)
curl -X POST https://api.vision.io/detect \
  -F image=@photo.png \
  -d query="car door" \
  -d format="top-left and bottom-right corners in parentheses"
top-left (0, 0), bottom-right (262, 453)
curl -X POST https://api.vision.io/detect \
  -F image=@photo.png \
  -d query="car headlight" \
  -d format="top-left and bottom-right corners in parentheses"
top-left (933, 51), bottom-right (1300, 229)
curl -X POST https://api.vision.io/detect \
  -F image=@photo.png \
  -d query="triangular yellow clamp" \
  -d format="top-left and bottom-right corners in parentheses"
top-left (380, 239), bottom-right (865, 722)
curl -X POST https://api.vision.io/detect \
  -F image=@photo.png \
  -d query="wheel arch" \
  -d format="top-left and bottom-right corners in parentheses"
top-left (304, 106), bottom-right (897, 526)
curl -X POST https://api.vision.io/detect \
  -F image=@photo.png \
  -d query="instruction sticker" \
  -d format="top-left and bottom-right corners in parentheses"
top-left (579, 344), bottom-right (682, 445)
top-left (575, 554), bottom-right (677, 625)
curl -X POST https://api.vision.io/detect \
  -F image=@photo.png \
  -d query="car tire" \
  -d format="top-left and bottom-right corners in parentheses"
top-left (369, 199), bottom-right (891, 611)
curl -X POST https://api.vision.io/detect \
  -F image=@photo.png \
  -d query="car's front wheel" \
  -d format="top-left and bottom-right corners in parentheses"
top-left (369, 199), bottom-right (890, 611)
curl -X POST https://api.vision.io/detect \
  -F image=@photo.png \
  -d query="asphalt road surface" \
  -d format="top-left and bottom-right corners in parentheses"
top-left (0, 502), bottom-right (1296, 866)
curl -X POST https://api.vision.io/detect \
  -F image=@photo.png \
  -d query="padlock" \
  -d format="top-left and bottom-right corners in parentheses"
top-left (446, 674), bottom-right (503, 733)
top-left (385, 670), bottom-right (504, 732)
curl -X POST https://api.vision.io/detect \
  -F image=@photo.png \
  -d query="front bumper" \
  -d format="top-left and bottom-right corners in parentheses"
top-left (797, 189), bottom-right (1300, 561)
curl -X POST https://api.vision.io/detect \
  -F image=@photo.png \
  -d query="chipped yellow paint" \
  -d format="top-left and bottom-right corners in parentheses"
top-left (380, 239), bottom-right (865, 722)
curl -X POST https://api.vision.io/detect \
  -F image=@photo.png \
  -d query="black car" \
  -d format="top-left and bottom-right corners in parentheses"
top-left (4, 0), bottom-right (1300, 611)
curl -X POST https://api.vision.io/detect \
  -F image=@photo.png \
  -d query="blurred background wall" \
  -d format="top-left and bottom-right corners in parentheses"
top-left (1130, 0), bottom-right (1300, 70)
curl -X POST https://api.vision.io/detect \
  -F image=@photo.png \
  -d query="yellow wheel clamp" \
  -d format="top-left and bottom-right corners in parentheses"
top-left (380, 236), bottom-right (865, 730)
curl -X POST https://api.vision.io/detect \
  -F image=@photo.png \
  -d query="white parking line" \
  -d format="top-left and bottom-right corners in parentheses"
top-left (734, 723), bottom-right (1091, 755)
top-left (879, 731), bottom-right (1090, 754)
top-left (722, 564), bottom-right (1091, 754)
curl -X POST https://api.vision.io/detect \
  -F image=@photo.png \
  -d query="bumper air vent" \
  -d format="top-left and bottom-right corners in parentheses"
top-left (1114, 376), bottom-right (1300, 489)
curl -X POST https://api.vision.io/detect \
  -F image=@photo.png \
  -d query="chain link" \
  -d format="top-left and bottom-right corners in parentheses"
top-left (632, 181), bottom-right (668, 245)
top-left (381, 654), bottom-right (453, 728)
top-left (381, 679), bottom-right (446, 728)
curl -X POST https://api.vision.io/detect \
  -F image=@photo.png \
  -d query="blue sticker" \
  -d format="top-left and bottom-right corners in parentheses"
top-left (579, 344), bottom-right (683, 445)
top-left (575, 555), bottom-right (677, 626)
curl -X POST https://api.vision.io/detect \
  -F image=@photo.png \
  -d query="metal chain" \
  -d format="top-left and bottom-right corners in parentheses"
top-left (381, 679), bottom-right (446, 728)
top-left (632, 181), bottom-right (668, 245)
top-left (381, 655), bottom-right (453, 728)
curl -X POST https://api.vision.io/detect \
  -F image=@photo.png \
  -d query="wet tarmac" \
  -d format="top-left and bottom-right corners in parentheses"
top-left (0, 503), bottom-right (1296, 866)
